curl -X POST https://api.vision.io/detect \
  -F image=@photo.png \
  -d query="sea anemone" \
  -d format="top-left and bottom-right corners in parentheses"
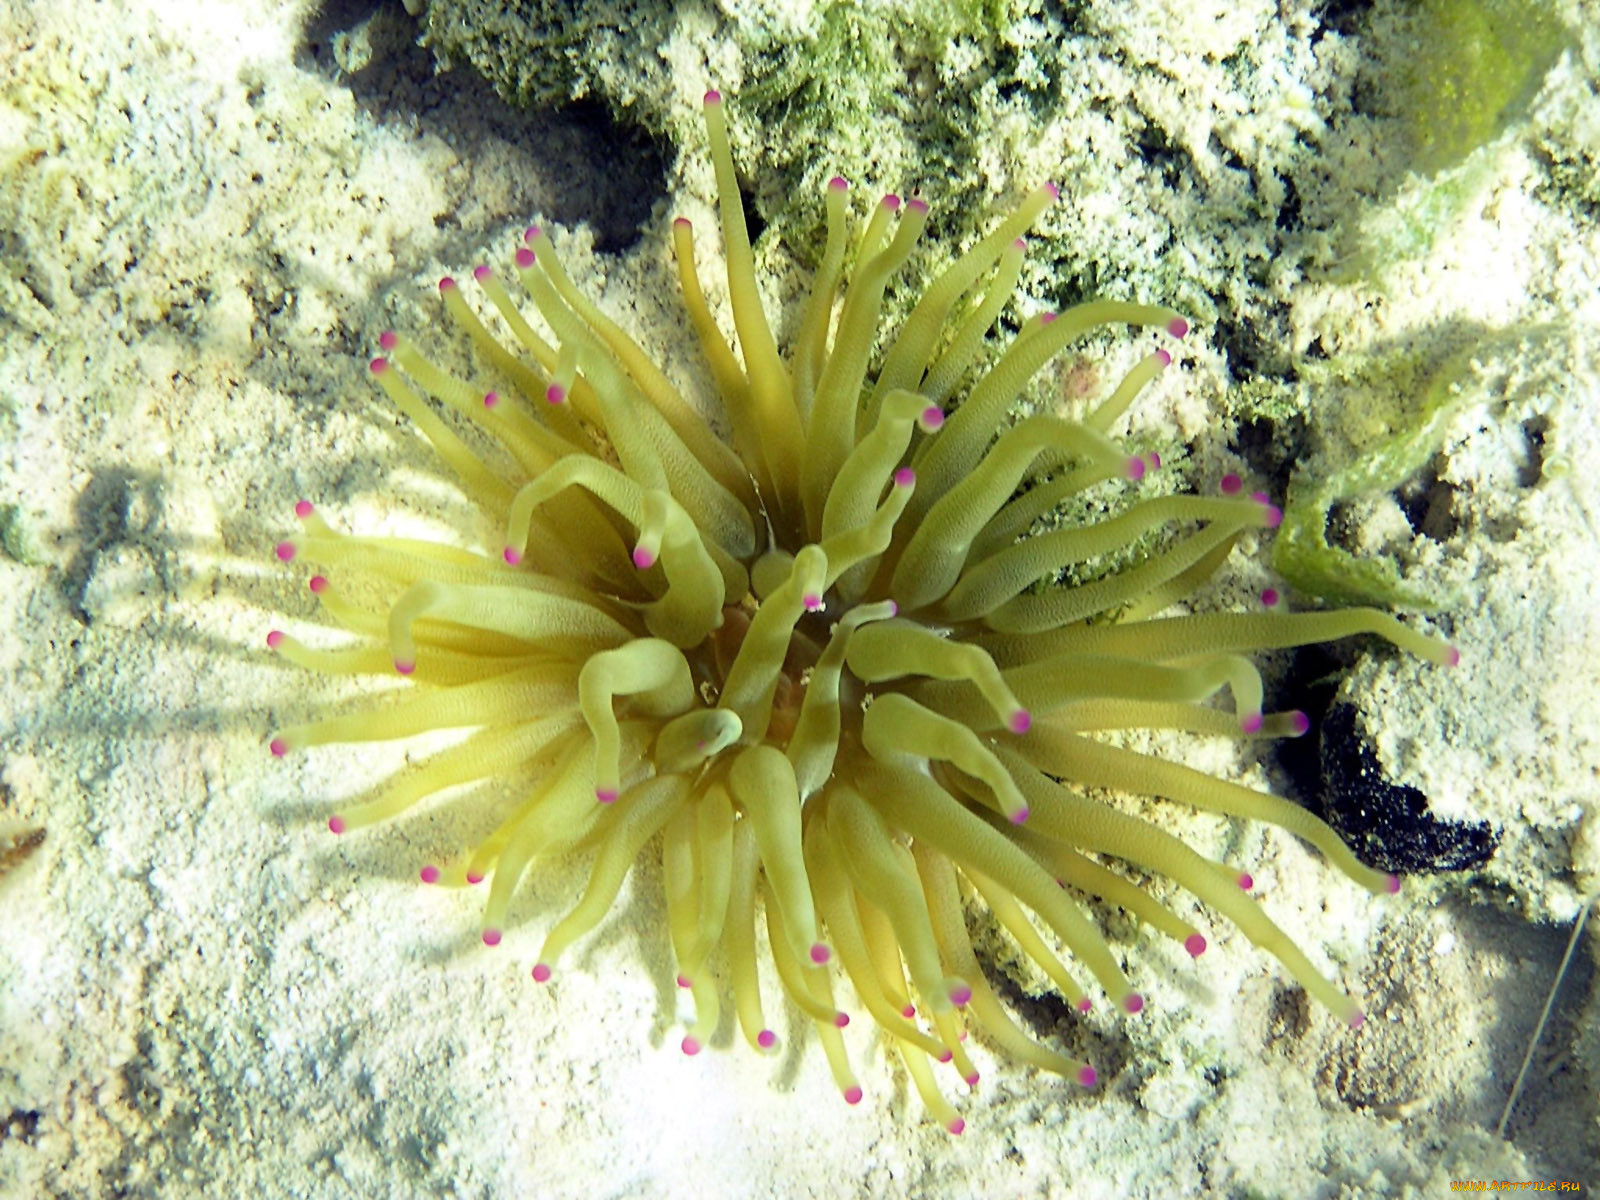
top-left (266, 90), bottom-right (1456, 1132)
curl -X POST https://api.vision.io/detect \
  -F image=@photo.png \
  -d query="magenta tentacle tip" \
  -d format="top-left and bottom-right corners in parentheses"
top-left (704, 89), bottom-right (722, 105)
top-left (1262, 504), bottom-right (1283, 528)
top-left (524, 225), bottom-right (543, 242)
top-left (1250, 489), bottom-right (1271, 506)
top-left (834, 1012), bottom-right (850, 1028)
top-left (938, 1050), bottom-right (953, 1064)
top-left (595, 787), bottom-right (620, 804)
top-left (828, 175), bottom-right (848, 191)
top-left (907, 197), bottom-right (929, 214)
top-left (676, 974), bottom-right (692, 989)
top-left (1290, 710), bottom-right (1311, 736)
top-left (1009, 807), bottom-right (1030, 826)
top-left (1261, 587), bottom-right (1280, 607)
top-left (1155, 348), bottom-right (1172, 367)
top-left (1126, 456), bottom-right (1146, 482)
top-left (483, 391), bottom-right (499, 409)
top-left (266, 630), bottom-right (285, 650)
top-left (378, 330), bottom-right (398, 351)
top-left (843, 1086), bottom-right (863, 1105)
top-left (1078, 1065), bottom-right (1098, 1089)
top-left (394, 659), bottom-right (415, 676)
top-left (503, 547), bottom-right (522, 566)
top-left (681, 1036), bottom-right (701, 1056)
top-left (274, 541), bottom-right (296, 563)
top-left (1237, 872), bottom-right (1254, 891)
top-left (1185, 933), bottom-right (1207, 958)
top-left (481, 928), bottom-right (502, 947)
top-left (963, 1071), bottom-right (979, 1087)
top-left (757, 1029), bottom-right (777, 1049)
top-left (1386, 874), bottom-right (1401, 894)
top-left (1241, 711), bottom-right (1264, 734)
top-left (672, 216), bottom-right (691, 231)
top-left (308, 575), bottom-right (328, 594)
top-left (1043, 181), bottom-right (1060, 199)
top-left (900, 1003), bottom-right (916, 1019)
top-left (328, 815), bottom-right (347, 835)
top-left (947, 1118), bottom-right (966, 1136)
top-left (1123, 992), bottom-right (1145, 1015)
top-left (881, 193), bottom-right (901, 211)
top-left (803, 593), bottom-right (823, 612)
top-left (1445, 645), bottom-right (1461, 667)
top-left (438, 276), bottom-right (456, 292)
top-left (920, 405), bottom-right (945, 430)
top-left (1348, 1010), bottom-right (1366, 1030)
top-left (1039, 311), bottom-right (1058, 325)
top-left (545, 384), bottom-right (567, 405)
top-left (809, 943), bottom-right (831, 965)
top-left (1220, 473), bottom-right (1243, 495)
top-left (949, 984), bottom-right (973, 1007)
top-left (1167, 317), bottom-right (1190, 338)
top-left (1076, 998), bottom-right (1092, 1014)
top-left (368, 356), bottom-right (388, 374)
top-left (294, 499), bottom-right (314, 519)
top-left (419, 864), bottom-right (440, 884)
top-left (1008, 708), bottom-right (1032, 735)
top-left (532, 963), bottom-right (552, 983)
top-left (893, 467), bottom-right (916, 488)
top-left (466, 872), bottom-right (484, 885)
top-left (268, 737), bottom-right (287, 758)
top-left (515, 247), bottom-right (536, 269)
top-left (886, 600), bottom-right (898, 617)
top-left (473, 264), bottom-right (492, 280)
top-left (632, 547), bottom-right (657, 570)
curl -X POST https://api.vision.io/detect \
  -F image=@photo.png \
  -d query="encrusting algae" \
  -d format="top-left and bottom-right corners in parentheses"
top-left (266, 91), bottom-right (1457, 1133)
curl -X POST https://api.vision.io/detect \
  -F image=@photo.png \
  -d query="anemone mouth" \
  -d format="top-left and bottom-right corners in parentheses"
top-left (266, 90), bottom-right (1457, 1130)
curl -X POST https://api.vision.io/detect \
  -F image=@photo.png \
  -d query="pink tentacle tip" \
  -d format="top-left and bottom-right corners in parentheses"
top-left (293, 499), bottom-right (314, 519)
top-left (378, 330), bottom-right (398, 351)
top-left (1445, 645), bottom-right (1461, 667)
top-left (1386, 874), bottom-right (1402, 894)
top-left (632, 546), bottom-right (657, 570)
top-left (672, 216), bottom-right (691, 231)
top-left (886, 600), bottom-right (899, 617)
top-left (949, 984), bottom-right (973, 1007)
top-left (531, 963), bottom-right (551, 982)
top-left (1008, 708), bottom-right (1032, 735)
top-left (893, 467), bottom-right (916, 487)
top-left (1122, 992), bottom-right (1145, 1015)
top-left (1290, 710), bottom-right (1311, 736)
top-left (1250, 489), bottom-right (1271, 505)
top-left (595, 787), bottom-right (620, 805)
top-left (1184, 933), bottom-right (1208, 958)
top-left (466, 872), bottom-right (484, 885)
top-left (843, 1086), bottom-right (863, 1106)
top-left (1043, 181), bottom-right (1061, 199)
top-left (1167, 317), bottom-right (1190, 338)
top-left (828, 175), bottom-right (849, 191)
top-left (1155, 348), bottom-right (1172, 367)
top-left (1348, 1010), bottom-right (1366, 1030)
top-left (483, 391), bottom-right (499, 409)
top-left (920, 405), bottom-right (945, 430)
top-left (677, 974), bottom-right (692, 989)
top-left (803, 593), bottom-right (824, 612)
top-left (1261, 504), bottom-right (1283, 528)
top-left (268, 737), bottom-right (287, 758)
top-left (681, 1036), bottom-right (701, 1057)
top-left (1260, 587), bottom-right (1280, 607)
top-left (419, 864), bottom-right (440, 884)
top-left (907, 196), bottom-right (929, 214)
top-left (704, 89), bottom-right (722, 105)
top-left (502, 547), bottom-right (522, 566)
top-left (473, 264), bottom-right (492, 280)
top-left (545, 384), bottom-right (567, 406)
top-left (1077, 1065), bottom-right (1099, 1089)
top-left (1009, 806), bottom-right (1031, 826)
top-left (368, 356), bottom-right (389, 375)
top-left (963, 1072), bottom-right (979, 1087)
top-left (947, 1118), bottom-right (966, 1136)
top-left (328, 815), bottom-right (347, 835)
top-left (515, 247), bottom-right (536, 269)
top-left (274, 541), bottom-right (296, 562)
top-left (438, 276), bottom-right (456, 292)
top-left (481, 928), bottom-right (502, 947)
top-left (308, 575), bottom-right (328, 594)
top-left (901, 1003), bottom-right (916, 1019)
top-left (524, 225), bottom-right (542, 242)
top-left (938, 1050), bottom-right (953, 1064)
top-left (1126, 456), bottom-right (1146, 481)
top-left (809, 943), bottom-right (831, 965)
top-left (1237, 872), bottom-right (1254, 891)
top-left (1220, 473), bottom-right (1243, 495)
top-left (833, 1012), bottom-right (850, 1028)
top-left (1240, 711), bottom-right (1264, 734)
top-left (1076, 998), bottom-right (1093, 1014)
top-left (266, 630), bottom-right (285, 650)
top-left (757, 1029), bottom-right (777, 1049)
top-left (881, 193), bottom-right (901, 211)
top-left (1039, 311), bottom-right (1058, 325)
top-left (393, 659), bottom-right (415, 676)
